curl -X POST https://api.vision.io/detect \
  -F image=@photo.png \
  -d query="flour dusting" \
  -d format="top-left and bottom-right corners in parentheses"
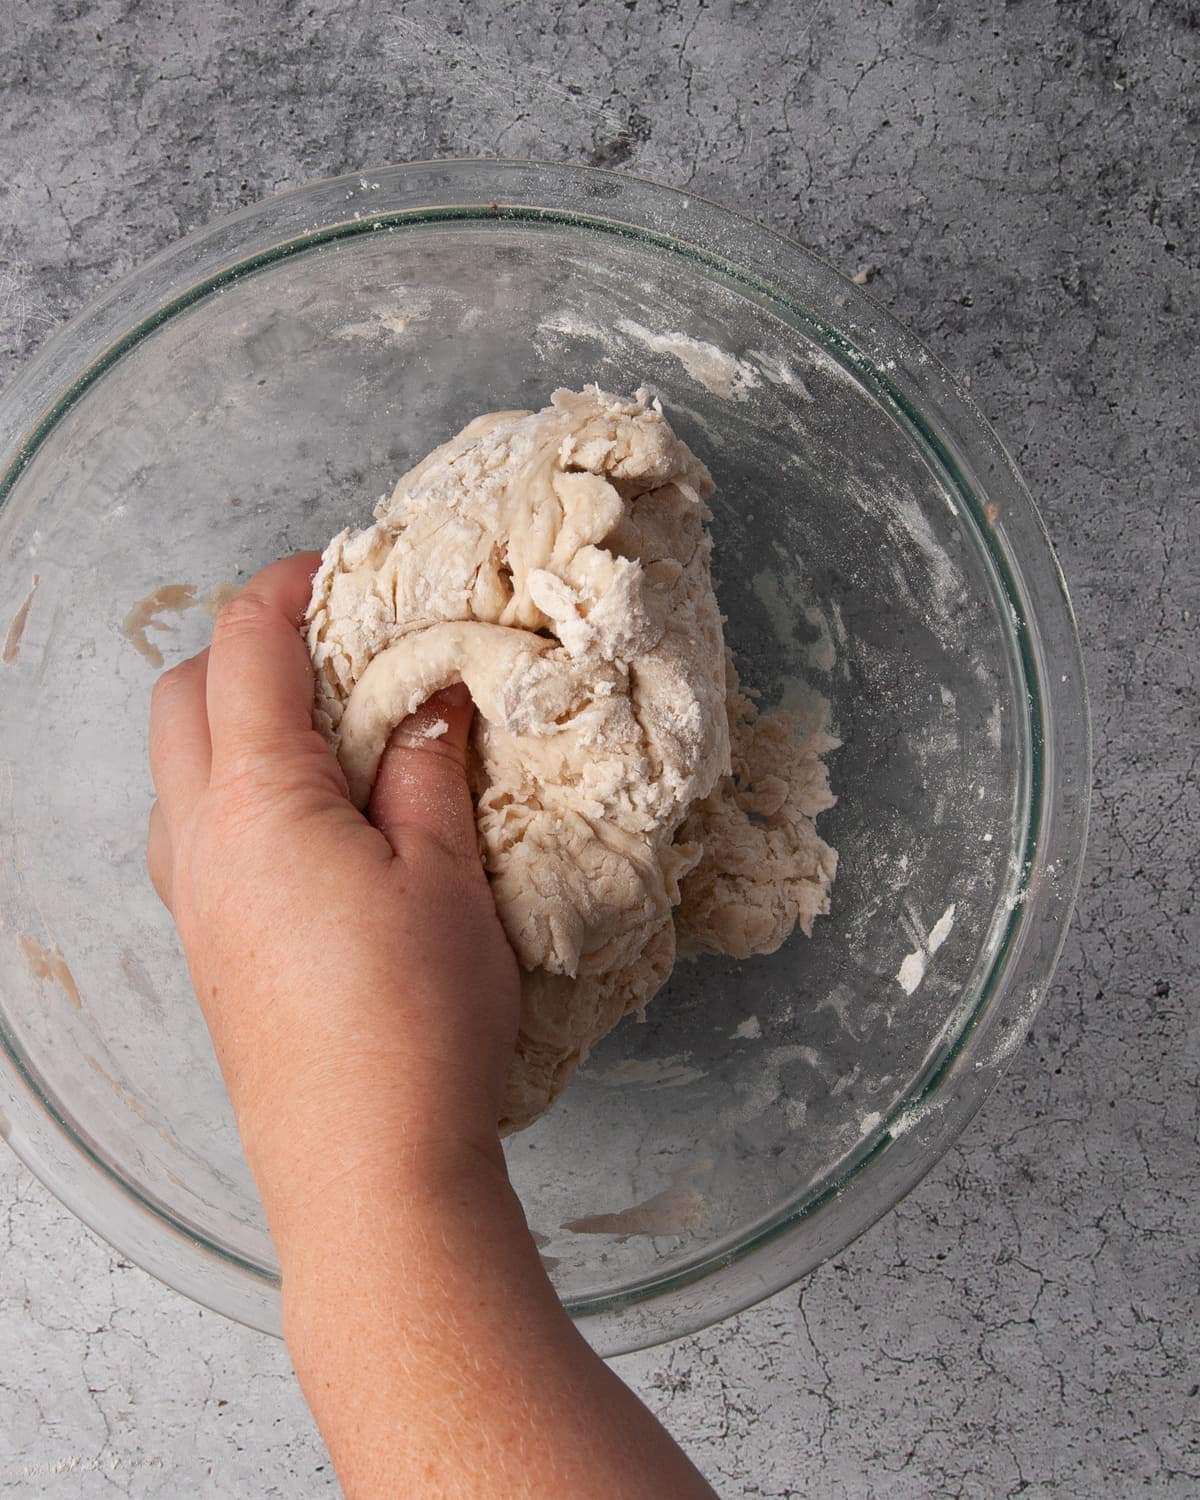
top-left (927, 903), bottom-right (957, 954)
top-left (615, 319), bottom-right (761, 402)
top-left (895, 902), bottom-right (957, 995)
top-left (747, 349), bottom-right (812, 398)
top-left (896, 950), bottom-right (927, 997)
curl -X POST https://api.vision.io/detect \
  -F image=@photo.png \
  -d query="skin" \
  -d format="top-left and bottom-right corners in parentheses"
top-left (147, 552), bottom-right (717, 1500)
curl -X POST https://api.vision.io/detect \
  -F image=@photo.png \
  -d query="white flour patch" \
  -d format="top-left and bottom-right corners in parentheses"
top-left (615, 319), bottom-right (761, 402)
top-left (895, 902), bottom-right (957, 995)
top-left (748, 348), bottom-right (813, 399)
top-left (976, 987), bottom-right (1042, 1072)
top-left (896, 950), bottom-right (928, 996)
top-left (538, 311), bottom-right (609, 342)
top-left (892, 495), bottom-right (960, 611)
top-left (333, 287), bottom-right (460, 342)
top-left (334, 314), bottom-right (411, 340)
top-left (732, 1015), bottom-right (762, 1040)
top-left (890, 1095), bottom-right (948, 1138)
top-left (927, 903), bottom-right (957, 954)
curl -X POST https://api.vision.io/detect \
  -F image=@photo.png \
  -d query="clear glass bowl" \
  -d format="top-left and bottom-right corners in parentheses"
top-left (0, 162), bottom-right (1089, 1355)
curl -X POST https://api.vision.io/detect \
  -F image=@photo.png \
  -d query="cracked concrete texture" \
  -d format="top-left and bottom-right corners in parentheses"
top-left (1, 0), bottom-right (1196, 1494)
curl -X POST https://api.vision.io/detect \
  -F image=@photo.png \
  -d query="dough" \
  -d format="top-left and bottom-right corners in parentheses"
top-left (675, 658), bottom-right (839, 959)
top-left (306, 387), bottom-right (836, 1131)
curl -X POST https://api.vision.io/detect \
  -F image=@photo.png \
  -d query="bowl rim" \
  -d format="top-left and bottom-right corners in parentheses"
top-left (0, 158), bottom-right (1091, 1355)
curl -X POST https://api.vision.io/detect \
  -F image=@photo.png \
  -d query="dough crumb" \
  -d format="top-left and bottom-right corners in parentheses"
top-left (2, 574), bottom-right (40, 666)
top-left (203, 581), bottom-right (240, 617)
top-left (121, 579), bottom-right (239, 665)
top-left (675, 655), bottom-right (838, 960)
top-left (121, 583), bottom-right (198, 667)
top-left (19, 933), bottom-right (83, 1009)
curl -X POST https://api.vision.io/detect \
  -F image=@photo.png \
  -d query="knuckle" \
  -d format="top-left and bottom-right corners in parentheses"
top-left (150, 655), bottom-right (200, 712)
top-left (210, 592), bottom-right (268, 645)
top-left (145, 821), bottom-right (174, 910)
top-left (394, 818), bottom-right (479, 873)
top-left (221, 726), bottom-right (339, 786)
top-left (213, 733), bottom-right (343, 819)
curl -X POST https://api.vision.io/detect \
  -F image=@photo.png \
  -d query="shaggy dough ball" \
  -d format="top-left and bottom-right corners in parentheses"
top-left (306, 387), bottom-right (836, 1131)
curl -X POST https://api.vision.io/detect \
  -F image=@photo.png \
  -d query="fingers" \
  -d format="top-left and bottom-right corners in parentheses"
top-left (205, 552), bottom-right (323, 771)
top-left (149, 648), bottom-right (212, 828)
top-left (147, 798), bottom-right (172, 909)
top-left (367, 683), bottom-right (480, 861)
top-left (381, 681), bottom-right (474, 768)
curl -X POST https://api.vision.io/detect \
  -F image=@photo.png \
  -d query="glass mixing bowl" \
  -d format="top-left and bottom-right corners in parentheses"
top-left (0, 162), bottom-right (1088, 1354)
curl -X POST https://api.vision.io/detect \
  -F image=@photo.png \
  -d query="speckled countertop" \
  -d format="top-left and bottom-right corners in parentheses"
top-left (1, 2), bottom-right (1196, 1495)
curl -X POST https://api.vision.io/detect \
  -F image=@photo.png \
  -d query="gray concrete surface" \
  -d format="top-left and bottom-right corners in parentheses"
top-left (1, 1), bottom-right (1196, 1495)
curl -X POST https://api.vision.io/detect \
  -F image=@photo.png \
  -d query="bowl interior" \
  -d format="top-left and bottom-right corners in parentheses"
top-left (0, 211), bottom-right (1028, 1332)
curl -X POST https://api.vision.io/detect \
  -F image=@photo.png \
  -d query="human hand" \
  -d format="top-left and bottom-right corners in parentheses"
top-left (146, 552), bottom-right (717, 1500)
top-left (146, 552), bottom-right (521, 1242)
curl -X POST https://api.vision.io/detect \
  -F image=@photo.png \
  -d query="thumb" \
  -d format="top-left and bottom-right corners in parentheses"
top-left (366, 683), bottom-right (480, 861)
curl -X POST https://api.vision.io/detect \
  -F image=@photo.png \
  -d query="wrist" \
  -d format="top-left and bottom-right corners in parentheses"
top-left (266, 1129), bottom-right (513, 1268)
top-left (276, 1139), bottom-right (555, 1385)
top-left (219, 1038), bottom-right (509, 1234)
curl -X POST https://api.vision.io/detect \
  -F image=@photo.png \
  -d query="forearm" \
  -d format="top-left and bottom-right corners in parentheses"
top-left (277, 1154), bottom-right (717, 1500)
top-left (150, 561), bottom-right (715, 1497)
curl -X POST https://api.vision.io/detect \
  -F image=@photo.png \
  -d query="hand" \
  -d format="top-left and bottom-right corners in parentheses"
top-left (146, 551), bottom-right (716, 1500)
top-left (146, 552), bottom-right (521, 1239)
